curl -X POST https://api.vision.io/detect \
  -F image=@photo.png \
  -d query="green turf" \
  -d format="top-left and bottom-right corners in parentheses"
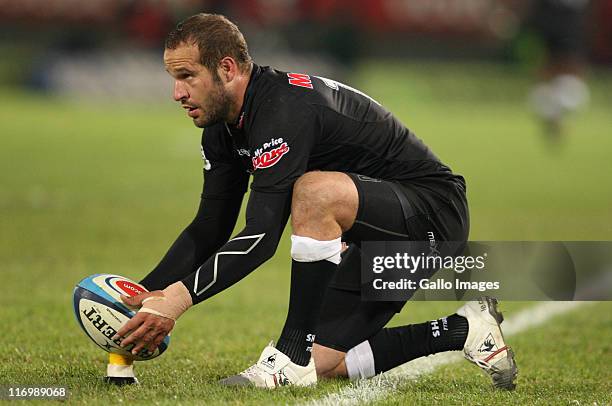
top-left (0, 61), bottom-right (610, 404)
top-left (378, 301), bottom-right (612, 406)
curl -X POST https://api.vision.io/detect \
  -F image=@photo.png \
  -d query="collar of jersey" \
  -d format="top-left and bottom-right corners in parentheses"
top-left (231, 63), bottom-right (262, 131)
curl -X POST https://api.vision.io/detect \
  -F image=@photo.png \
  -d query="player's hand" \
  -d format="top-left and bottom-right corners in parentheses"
top-left (121, 289), bottom-right (163, 308)
top-left (114, 291), bottom-right (175, 355)
top-left (113, 282), bottom-right (193, 355)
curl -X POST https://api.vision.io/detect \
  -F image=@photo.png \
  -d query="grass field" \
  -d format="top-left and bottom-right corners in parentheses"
top-left (1, 61), bottom-right (611, 405)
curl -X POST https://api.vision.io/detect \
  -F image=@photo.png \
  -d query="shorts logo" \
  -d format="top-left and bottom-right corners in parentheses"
top-left (356, 174), bottom-right (381, 182)
top-left (287, 73), bottom-right (313, 89)
top-left (252, 138), bottom-right (290, 170)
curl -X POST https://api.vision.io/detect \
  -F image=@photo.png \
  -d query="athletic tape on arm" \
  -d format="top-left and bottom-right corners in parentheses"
top-left (138, 282), bottom-right (193, 321)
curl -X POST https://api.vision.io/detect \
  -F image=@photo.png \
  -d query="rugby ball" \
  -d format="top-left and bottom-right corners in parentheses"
top-left (73, 274), bottom-right (170, 360)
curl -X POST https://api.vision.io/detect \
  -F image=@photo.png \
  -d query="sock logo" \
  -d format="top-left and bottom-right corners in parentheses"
top-left (306, 333), bottom-right (316, 353)
top-left (478, 333), bottom-right (498, 353)
top-left (431, 319), bottom-right (441, 337)
top-left (440, 317), bottom-right (448, 331)
top-left (262, 353), bottom-right (277, 369)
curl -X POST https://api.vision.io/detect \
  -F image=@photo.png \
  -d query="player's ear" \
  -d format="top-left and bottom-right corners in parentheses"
top-left (217, 57), bottom-right (237, 83)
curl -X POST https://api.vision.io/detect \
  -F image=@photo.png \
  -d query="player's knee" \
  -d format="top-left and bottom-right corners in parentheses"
top-left (313, 344), bottom-right (347, 379)
top-left (292, 172), bottom-right (336, 214)
top-left (291, 172), bottom-right (358, 233)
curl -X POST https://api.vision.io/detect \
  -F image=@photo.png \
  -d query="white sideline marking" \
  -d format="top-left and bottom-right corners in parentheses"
top-left (305, 301), bottom-right (589, 406)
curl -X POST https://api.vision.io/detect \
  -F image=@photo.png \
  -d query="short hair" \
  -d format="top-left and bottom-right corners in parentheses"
top-left (165, 13), bottom-right (252, 73)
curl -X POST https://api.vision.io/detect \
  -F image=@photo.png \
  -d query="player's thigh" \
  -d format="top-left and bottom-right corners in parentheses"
top-left (341, 174), bottom-right (413, 241)
top-left (291, 171), bottom-right (359, 232)
top-left (343, 173), bottom-right (469, 244)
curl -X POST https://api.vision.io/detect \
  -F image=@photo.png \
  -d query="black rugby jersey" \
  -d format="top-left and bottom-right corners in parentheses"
top-left (142, 64), bottom-right (464, 304)
top-left (201, 64), bottom-right (461, 199)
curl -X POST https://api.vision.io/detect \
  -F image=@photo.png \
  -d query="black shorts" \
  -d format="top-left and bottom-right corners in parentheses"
top-left (315, 173), bottom-right (469, 352)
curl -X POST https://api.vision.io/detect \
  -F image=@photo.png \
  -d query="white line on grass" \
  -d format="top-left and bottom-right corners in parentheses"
top-left (305, 301), bottom-right (589, 406)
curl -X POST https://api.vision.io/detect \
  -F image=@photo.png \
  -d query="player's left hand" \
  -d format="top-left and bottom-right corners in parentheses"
top-left (113, 282), bottom-right (193, 355)
top-left (114, 291), bottom-right (175, 355)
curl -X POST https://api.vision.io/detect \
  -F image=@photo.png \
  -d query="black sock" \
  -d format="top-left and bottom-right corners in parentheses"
top-left (369, 314), bottom-right (469, 374)
top-left (276, 259), bottom-right (336, 366)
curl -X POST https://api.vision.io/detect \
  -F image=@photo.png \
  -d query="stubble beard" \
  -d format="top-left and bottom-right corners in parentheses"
top-left (194, 81), bottom-right (232, 128)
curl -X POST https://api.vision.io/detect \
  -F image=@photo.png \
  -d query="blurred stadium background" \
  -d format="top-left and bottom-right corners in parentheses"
top-left (2, 0), bottom-right (612, 99)
top-left (1, 1), bottom-right (611, 404)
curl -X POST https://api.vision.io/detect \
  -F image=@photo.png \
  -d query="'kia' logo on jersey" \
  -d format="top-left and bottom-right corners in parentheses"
top-left (252, 142), bottom-right (290, 170)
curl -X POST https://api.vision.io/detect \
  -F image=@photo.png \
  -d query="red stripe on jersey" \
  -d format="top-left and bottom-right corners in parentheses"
top-left (287, 73), bottom-right (313, 89)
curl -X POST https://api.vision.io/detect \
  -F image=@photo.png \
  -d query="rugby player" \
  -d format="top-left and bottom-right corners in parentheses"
top-left (109, 13), bottom-right (517, 389)
top-left (527, 0), bottom-right (590, 139)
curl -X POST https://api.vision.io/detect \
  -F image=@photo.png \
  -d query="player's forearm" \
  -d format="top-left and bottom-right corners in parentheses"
top-left (139, 228), bottom-right (208, 291)
top-left (180, 226), bottom-right (281, 304)
top-left (140, 197), bottom-right (243, 291)
top-left (180, 190), bottom-right (291, 305)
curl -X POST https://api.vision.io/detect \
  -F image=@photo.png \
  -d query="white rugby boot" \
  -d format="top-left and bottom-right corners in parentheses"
top-left (219, 342), bottom-right (317, 388)
top-left (457, 297), bottom-right (518, 390)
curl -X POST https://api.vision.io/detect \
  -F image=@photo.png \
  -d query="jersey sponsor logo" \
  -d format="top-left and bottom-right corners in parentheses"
top-left (252, 137), bottom-right (290, 170)
top-left (287, 73), bottom-right (313, 89)
top-left (236, 148), bottom-right (251, 157)
top-left (252, 143), bottom-right (289, 170)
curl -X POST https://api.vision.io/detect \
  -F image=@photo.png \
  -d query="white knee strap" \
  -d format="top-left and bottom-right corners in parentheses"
top-left (345, 341), bottom-right (376, 380)
top-left (290, 235), bottom-right (342, 265)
